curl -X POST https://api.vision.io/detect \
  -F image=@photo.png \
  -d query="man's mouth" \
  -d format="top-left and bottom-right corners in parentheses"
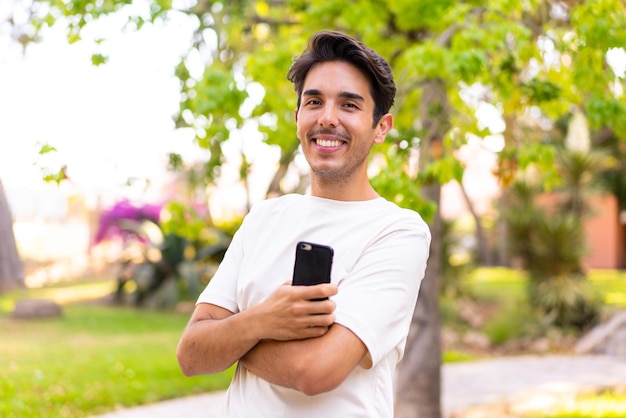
top-left (316, 138), bottom-right (344, 147)
top-left (309, 130), bottom-right (350, 148)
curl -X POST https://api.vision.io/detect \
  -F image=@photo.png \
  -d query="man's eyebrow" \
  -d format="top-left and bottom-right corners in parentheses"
top-left (339, 91), bottom-right (365, 101)
top-left (302, 89), bottom-right (322, 97)
top-left (302, 89), bottom-right (365, 102)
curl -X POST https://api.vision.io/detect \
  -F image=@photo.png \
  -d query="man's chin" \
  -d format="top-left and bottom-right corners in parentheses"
top-left (311, 166), bottom-right (349, 182)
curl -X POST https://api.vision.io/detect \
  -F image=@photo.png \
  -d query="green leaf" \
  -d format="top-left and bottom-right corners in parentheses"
top-left (91, 53), bottom-right (108, 66)
top-left (37, 144), bottom-right (57, 155)
top-left (41, 166), bottom-right (69, 185)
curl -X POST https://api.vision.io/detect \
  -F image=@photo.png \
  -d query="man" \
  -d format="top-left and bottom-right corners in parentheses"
top-left (177, 30), bottom-right (431, 417)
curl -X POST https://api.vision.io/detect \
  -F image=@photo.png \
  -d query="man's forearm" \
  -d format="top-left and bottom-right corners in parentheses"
top-left (177, 306), bottom-right (262, 376)
top-left (240, 339), bottom-right (304, 389)
top-left (240, 324), bottom-right (368, 396)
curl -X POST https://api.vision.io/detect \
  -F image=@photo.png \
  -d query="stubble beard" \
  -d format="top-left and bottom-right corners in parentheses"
top-left (309, 144), bottom-right (371, 188)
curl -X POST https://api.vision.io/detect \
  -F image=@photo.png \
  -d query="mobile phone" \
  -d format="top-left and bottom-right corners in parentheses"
top-left (292, 241), bottom-right (334, 297)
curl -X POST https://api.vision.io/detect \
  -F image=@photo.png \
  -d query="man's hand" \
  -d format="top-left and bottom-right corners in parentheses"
top-left (249, 282), bottom-right (338, 341)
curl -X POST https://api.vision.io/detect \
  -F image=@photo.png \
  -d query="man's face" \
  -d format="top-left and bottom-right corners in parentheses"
top-left (295, 61), bottom-right (392, 183)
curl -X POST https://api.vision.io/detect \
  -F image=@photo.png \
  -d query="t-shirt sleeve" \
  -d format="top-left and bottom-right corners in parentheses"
top-left (196, 223), bottom-right (246, 314)
top-left (332, 223), bottom-right (430, 367)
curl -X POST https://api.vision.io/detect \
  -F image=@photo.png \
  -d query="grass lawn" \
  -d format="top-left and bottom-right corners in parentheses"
top-left (0, 282), bottom-right (233, 418)
top-left (468, 267), bottom-right (626, 308)
top-left (524, 388), bottom-right (626, 418)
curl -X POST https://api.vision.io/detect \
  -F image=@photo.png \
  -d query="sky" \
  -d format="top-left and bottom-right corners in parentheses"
top-left (0, 6), bottom-right (214, 219)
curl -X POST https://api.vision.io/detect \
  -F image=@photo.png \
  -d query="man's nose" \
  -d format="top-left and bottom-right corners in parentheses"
top-left (318, 104), bottom-right (339, 127)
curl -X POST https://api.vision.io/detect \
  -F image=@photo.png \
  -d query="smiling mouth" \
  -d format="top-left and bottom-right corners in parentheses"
top-left (315, 138), bottom-right (344, 147)
top-left (309, 130), bottom-right (350, 148)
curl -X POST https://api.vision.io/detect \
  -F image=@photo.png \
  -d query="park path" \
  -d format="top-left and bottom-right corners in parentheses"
top-left (92, 354), bottom-right (626, 418)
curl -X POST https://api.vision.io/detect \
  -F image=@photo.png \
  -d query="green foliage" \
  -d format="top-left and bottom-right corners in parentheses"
top-left (483, 302), bottom-right (535, 345)
top-left (15, 0), bottom-right (626, 213)
top-left (37, 143), bottom-right (57, 155)
top-left (34, 143), bottom-right (70, 184)
top-left (586, 96), bottom-right (626, 135)
top-left (387, 0), bottom-right (455, 31)
top-left (516, 142), bottom-right (558, 176)
top-left (441, 350), bottom-right (476, 363)
top-left (41, 166), bottom-right (70, 185)
top-left (420, 154), bottom-right (464, 186)
top-left (161, 201), bottom-right (221, 246)
top-left (521, 79), bottom-right (562, 103)
top-left (528, 214), bottom-right (586, 279)
top-left (500, 106), bottom-right (617, 329)
top-left (468, 267), bottom-right (626, 309)
top-left (571, 0), bottom-right (626, 49)
top-left (448, 49), bottom-right (488, 83)
top-left (556, 148), bottom-right (611, 215)
top-left (593, 271), bottom-right (626, 307)
top-left (176, 65), bottom-right (249, 182)
top-left (504, 180), bottom-right (539, 262)
top-left (511, 207), bottom-right (592, 315)
top-left (369, 142), bottom-right (436, 219)
top-left (467, 267), bottom-right (528, 301)
top-left (402, 41), bottom-right (447, 79)
top-left (463, 267), bottom-right (624, 350)
top-left (504, 177), bottom-right (602, 329)
top-left (96, 200), bottom-right (230, 308)
top-left (90, 52), bottom-right (108, 65)
top-left (439, 219), bottom-right (474, 298)
top-left (530, 275), bottom-right (602, 329)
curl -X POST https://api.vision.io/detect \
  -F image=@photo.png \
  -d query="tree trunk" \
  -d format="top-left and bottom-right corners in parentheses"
top-left (495, 113), bottom-right (520, 267)
top-left (265, 143), bottom-right (299, 198)
top-left (0, 178), bottom-right (25, 292)
top-left (395, 184), bottom-right (442, 418)
top-left (459, 184), bottom-right (493, 265)
top-left (395, 78), bottom-right (448, 417)
top-left (495, 191), bottom-right (511, 266)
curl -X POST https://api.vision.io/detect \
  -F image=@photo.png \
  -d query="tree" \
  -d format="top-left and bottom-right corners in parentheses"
top-left (9, 0), bottom-right (626, 416)
top-left (0, 178), bottom-right (25, 292)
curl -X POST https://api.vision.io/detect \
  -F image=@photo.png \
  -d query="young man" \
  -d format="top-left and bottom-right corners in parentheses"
top-left (177, 30), bottom-right (431, 417)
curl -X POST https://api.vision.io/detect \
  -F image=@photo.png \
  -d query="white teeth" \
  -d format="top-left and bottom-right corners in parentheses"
top-left (317, 139), bottom-right (342, 147)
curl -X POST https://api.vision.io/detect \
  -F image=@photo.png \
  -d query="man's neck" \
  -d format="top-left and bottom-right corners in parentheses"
top-left (310, 177), bottom-right (379, 202)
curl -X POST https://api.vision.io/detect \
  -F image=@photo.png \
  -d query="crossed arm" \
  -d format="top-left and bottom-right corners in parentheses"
top-left (176, 282), bottom-right (368, 395)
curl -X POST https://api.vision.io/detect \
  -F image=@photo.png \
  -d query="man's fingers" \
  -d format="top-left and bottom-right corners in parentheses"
top-left (309, 313), bottom-right (335, 327)
top-left (293, 283), bottom-right (338, 300)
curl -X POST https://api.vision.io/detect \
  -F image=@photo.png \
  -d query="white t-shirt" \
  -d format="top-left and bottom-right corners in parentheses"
top-left (197, 194), bottom-right (431, 417)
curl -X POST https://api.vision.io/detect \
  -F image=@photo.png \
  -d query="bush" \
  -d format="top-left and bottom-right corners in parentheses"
top-left (504, 178), bottom-right (601, 330)
top-left (530, 275), bottom-right (601, 329)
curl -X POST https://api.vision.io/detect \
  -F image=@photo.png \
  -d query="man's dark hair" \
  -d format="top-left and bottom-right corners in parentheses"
top-left (287, 30), bottom-right (396, 125)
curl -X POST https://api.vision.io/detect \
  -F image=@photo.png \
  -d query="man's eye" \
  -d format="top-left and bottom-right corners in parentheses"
top-left (306, 99), bottom-right (321, 106)
top-left (344, 103), bottom-right (358, 109)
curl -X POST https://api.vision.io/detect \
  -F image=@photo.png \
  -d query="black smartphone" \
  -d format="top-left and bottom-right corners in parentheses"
top-left (292, 241), bottom-right (334, 297)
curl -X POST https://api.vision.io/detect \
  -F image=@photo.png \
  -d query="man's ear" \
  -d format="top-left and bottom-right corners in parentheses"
top-left (374, 113), bottom-right (393, 144)
top-left (294, 108), bottom-right (298, 123)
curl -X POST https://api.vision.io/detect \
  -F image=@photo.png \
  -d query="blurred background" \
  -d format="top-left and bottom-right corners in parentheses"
top-left (1, 1), bottom-right (626, 417)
